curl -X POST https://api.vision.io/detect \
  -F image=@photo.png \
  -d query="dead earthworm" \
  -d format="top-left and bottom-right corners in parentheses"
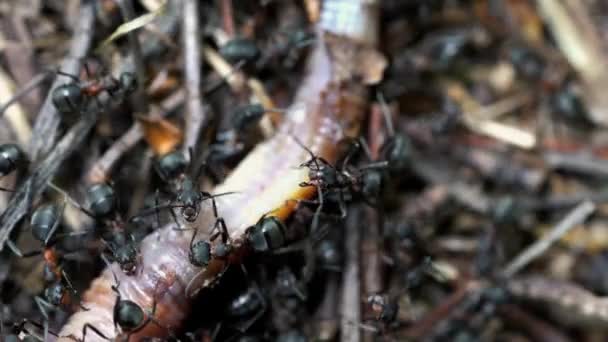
top-left (58, 1), bottom-right (382, 340)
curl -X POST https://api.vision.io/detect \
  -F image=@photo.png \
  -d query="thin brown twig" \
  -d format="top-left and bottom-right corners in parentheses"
top-left (28, 1), bottom-right (95, 162)
top-left (502, 200), bottom-right (595, 277)
top-left (220, 0), bottom-right (236, 38)
top-left (341, 208), bottom-right (362, 342)
top-left (182, 0), bottom-right (207, 159)
top-left (85, 89), bottom-right (185, 184)
top-left (117, 0), bottom-right (149, 114)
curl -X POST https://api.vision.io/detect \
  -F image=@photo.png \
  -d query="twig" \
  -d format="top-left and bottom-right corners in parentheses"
top-left (314, 274), bottom-right (339, 341)
top-left (85, 89), bottom-right (185, 184)
top-left (499, 304), bottom-right (572, 342)
top-left (117, 0), bottom-right (149, 114)
top-left (341, 209), bottom-right (361, 342)
top-left (28, 1), bottom-right (95, 162)
top-left (182, 0), bottom-right (207, 158)
top-left (0, 71), bottom-right (51, 119)
top-left (220, 0), bottom-right (236, 37)
top-left (502, 200), bottom-right (595, 278)
top-left (508, 276), bottom-right (608, 328)
top-left (0, 68), bottom-right (33, 146)
top-left (544, 151), bottom-right (608, 178)
top-left (0, 108), bottom-right (99, 250)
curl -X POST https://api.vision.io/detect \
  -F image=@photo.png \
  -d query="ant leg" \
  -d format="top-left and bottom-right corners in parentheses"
top-left (82, 322), bottom-right (110, 341)
top-left (44, 200), bottom-right (66, 246)
top-left (311, 186), bottom-right (324, 234)
top-left (291, 134), bottom-right (321, 170)
top-left (338, 190), bottom-right (348, 219)
top-left (190, 225), bottom-right (200, 250)
top-left (34, 296), bottom-right (54, 342)
top-left (60, 270), bottom-right (89, 311)
top-left (47, 182), bottom-right (97, 219)
top-left (54, 69), bottom-right (80, 82)
top-left (154, 189), bottom-right (161, 229)
top-left (6, 240), bottom-right (41, 258)
top-left (360, 161), bottom-right (389, 170)
top-left (169, 207), bottom-right (183, 230)
top-left (210, 217), bottom-right (229, 243)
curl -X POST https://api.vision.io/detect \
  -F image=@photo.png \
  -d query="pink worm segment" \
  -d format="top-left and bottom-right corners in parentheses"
top-left (58, 1), bottom-right (379, 340)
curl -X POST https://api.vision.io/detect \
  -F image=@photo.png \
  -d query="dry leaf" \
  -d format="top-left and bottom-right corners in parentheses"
top-left (137, 114), bottom-right (182, 155)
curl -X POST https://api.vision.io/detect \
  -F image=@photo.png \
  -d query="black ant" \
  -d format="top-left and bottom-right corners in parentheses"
top-left (220, 37), bottom-right (260, 66)
top-left (51, 63), bottom-right (137, 115)
top-left (0, 143), bottom-right (27, 192)
top-left (50, 182), bottom-right (140, 276)
top-left (376, 92), bottom-right (412, 173)
top-left (292, 135), bottom-right (388, 233)
top-left (79, 256), bottom-right (176, 342)
top-left (135, 149), bottom-right (237, 225)
top-left (246, 213), bottom-right (287, 254)
top-left (184, 198), bottom-right (236, 297)
top-left (6, 199), bottom-right (89, 340)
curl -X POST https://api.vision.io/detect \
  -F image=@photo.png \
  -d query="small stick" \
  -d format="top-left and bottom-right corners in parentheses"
top-left (117, 0), bottom-right (149, 114)
top-left (341, 209), bottom-right (361, 342)
top-left (0, 71), bottom-right (51, 119)
top-left (220, 0), bottom-right (236, 38)
top-left (502, 200), bottom-right (595, 278)
top-left (182, 0), bottom-right (207, 159)
top-left (28, 1), bottom-right (95, 162)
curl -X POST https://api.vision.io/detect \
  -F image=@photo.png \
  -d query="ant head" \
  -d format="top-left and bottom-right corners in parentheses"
top-left (214, 242), bottom-right (232, 259)
top-left (155, 151), bottom-right (188, 181)
top-left (309, 164), bottom-right (338, 186)
top-left (220, 37), bottom-right (260, 64)
top-left (248, 216), bottom-right (286, 253)
top-left (52, 83), bottom-right (84, 115)
top-left (30, 204), bottom-right (61, 243)
top-left (231, 104), bottom-right (266, 132)
top-left (189, 240), bottom-right (211, 267)
top-left (0, 143), bottom-right (25, 176)
top-left (180, 201), bottom-right (201, 222)
top-left (119, 72), bottom-right (138, 95)
top-left (86, 183), bottom-right (117, 218)
top-left (381, 134), bottom-right (411, 171)
top-left (114, 244), bottom-right (138, 275)
top-left (360, 169), bottom-right (383, 201)
top-left (316, 239), bottom-right (341, 269)
top-left (115, 300), bottom-right (145, 332)
top-left (44, 282), bottom-right (66, 307)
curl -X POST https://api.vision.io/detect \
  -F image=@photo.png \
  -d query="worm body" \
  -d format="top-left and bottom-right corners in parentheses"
top-left (59, 1), bottom-right (380, 340)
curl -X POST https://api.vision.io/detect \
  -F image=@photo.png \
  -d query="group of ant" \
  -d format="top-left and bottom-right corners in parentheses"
top-left (0, 33), bottom-right (436, 340)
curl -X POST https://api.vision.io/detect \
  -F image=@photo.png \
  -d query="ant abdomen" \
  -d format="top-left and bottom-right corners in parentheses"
top-left (0, 143), bottom-right (26, 177)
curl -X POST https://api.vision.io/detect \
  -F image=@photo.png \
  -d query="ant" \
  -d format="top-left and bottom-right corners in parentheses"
top-left (184, 199), bottom-right (236, 297)
top-left (136, 149), bottom-right (237, 225)
top-left (220, 37), bottom-right (260, 66)
top-left (79, 256), bottom-right (176, 342)
top-left (246, 213), bottom-right (287, 254)
top-left (0, 143), bottom-right (27, 192)
top-left (50, 182), bottom-right (140, 276)
top-left (292, 135), bottom-right (388, 233)
top-left (376, 92), bottom-right (412, 173)
top-left (51, 63), bottom-right (137, 115)
top-left (6, 199), bottom-right (89, 340)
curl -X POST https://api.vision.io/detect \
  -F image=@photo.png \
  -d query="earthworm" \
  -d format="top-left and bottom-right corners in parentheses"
top-left (58, 1), bottom-right (382, 340)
